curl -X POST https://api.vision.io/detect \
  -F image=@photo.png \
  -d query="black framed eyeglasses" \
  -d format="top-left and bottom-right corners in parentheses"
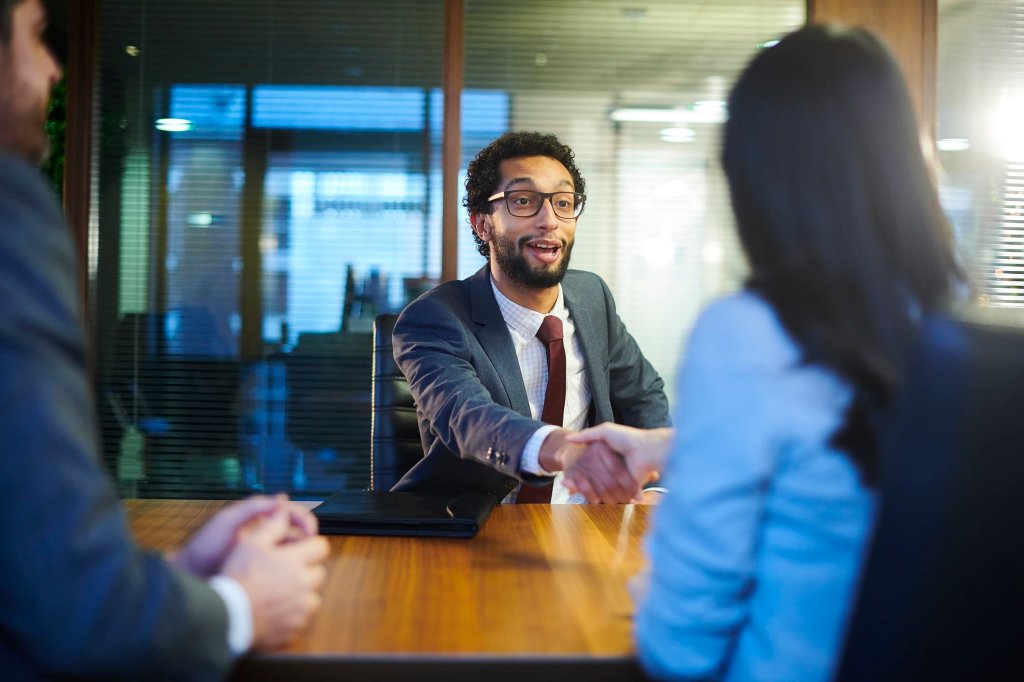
top-left (487, 190), bottom-right (586, 220)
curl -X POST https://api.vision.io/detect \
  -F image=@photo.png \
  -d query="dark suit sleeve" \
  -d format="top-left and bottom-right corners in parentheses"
top-left (393, 293), bottom-right (540, 479)
top-left (0, 156), bottom-right (232, 680)
top-left (600, 278), bottom-right (671, 429)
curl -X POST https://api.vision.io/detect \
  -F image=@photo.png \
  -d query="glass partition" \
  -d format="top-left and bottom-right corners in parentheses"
top-left (93, 0), bottom-right (804, 498)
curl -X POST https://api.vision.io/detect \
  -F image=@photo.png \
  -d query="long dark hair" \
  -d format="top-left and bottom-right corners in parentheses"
top-left (722, 24), bottom-right (959, 483)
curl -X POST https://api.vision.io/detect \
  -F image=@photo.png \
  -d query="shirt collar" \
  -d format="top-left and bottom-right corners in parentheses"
top-left (490, 276), bottom-right (566, 338)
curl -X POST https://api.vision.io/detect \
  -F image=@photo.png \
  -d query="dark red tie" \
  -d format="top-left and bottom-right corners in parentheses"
top-left (517, 315), bottom-right (566, 504)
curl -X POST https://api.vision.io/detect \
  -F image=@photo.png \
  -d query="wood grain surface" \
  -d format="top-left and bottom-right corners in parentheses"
top-left (125, 499), bottom-right (652, 680)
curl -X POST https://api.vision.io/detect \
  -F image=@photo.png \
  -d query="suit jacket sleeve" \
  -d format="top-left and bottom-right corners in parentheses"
top-left (0, 156), bottom-right (232, 680)
top-left (600, 277), bottom-right (671, 429)
top-left (393, 292), bottom-right (540, 479)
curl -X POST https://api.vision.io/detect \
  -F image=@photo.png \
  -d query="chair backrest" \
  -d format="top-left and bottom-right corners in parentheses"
top-left (837, 314), bottom-right (1024, 681)
top-left (370, 313), bottom-right (423, 491)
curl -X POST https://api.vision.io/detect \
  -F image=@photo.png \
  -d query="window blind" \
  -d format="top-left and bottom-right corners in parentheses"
top-left (938, 0), bottom-right (1024, 308)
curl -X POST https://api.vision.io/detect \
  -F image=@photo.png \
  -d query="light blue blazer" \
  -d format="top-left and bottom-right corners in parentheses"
top-left (636, 292), bottom-right (876, 682)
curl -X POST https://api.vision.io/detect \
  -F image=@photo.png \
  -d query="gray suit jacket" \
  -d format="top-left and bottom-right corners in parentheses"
top-left (392, 265), bottom-right (670, 498)
top-left (0, 154), bottom-right (232, 680)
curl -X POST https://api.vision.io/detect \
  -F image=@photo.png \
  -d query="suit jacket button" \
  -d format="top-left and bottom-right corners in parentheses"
top-left (505, 480), bottom-right (517, 490)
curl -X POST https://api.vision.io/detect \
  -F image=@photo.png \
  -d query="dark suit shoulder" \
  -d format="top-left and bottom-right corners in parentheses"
top-left (406, 276), bottom-right (472, 310)
top-left (0, 154), bottom-right (63, 228)
top-left (563, 269), bottom-right (612, 297)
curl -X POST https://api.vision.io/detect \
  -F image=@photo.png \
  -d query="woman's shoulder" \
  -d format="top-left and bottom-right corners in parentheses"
top-left (688, 290), bottom-right (801, 368)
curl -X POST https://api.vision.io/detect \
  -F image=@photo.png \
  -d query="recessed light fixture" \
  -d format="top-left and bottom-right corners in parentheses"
top-left (610, 107), bottom-right (690, 123)
top-left (154, 118), bottom-right (195, 133)
top-left (125, 45), bottom-right (140, 57)
top-left (937, 138), bottom-right (970, 152)
top-left (609, 101), bottom-right (726, 124)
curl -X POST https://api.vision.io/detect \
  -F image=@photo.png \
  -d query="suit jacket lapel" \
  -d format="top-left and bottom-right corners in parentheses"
top-left (563, 276), bottom-right (610, 418)
top-left (468, 266), bottom-right (532, 416)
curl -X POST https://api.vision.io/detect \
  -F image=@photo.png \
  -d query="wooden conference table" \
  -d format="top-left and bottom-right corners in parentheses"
top-left (126, 499), bottom-right (653, 681)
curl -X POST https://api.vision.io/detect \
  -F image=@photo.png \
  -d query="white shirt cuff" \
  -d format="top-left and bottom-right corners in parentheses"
top-left (520, 424), bottom-right (560, 476)
top-left (209, 575), bottom-right (254, 657)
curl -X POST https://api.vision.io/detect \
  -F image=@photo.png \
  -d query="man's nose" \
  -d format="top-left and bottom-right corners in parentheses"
top-left (46, 47), bottom-right (63, 86)
top-left (533, 196), bottom-right (561, 228)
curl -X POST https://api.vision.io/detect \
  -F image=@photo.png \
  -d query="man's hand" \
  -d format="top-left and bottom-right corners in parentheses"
top-left (220, 508), bottom-right (330, 651)
top-left (169, 494), bottom-right (319, 578)
top-left (566, 424), bottom-right (674, 490)
top-left (538, 429), bottom-right (641, 503)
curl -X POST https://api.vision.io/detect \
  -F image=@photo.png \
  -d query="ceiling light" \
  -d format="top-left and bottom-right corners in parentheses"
top-left (186, 212), bottom-right (214, 227)
top-left (155, 118), bottom-right (195, 133)
top-left (610, 107), bottom-right (689, 123)
top-left (660, 127), bottom-right (696, 143)
top-left (609, 101), bottom-right (726, 125)
top-left (689, 100), bottom-right (727, 122)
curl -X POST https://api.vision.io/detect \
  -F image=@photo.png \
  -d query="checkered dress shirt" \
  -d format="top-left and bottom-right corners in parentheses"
top-left (490, 280), bottom-right (591, 504)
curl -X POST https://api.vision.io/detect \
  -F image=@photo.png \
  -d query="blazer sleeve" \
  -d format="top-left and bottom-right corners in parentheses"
top-left (393, 292), bottom-right (541, 479)
top-left (601, 277), bottom-right (671, 429)
top-left (0, 157), bottom-right (232, 681)
top-left (633, 294), bottom-right (795, 680)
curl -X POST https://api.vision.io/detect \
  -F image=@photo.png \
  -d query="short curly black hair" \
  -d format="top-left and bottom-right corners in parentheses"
top-left (463, 131), bottom-right (586, 258)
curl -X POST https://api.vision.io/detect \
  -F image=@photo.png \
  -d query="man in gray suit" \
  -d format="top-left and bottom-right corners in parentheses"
top-left (0, 1), bottom-right (328, 678)
top-left (393, 132), bottom-right (669, 504)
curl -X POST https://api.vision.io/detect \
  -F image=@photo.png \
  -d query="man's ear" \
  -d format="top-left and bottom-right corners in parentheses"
top-left (470, 212), bottom-right (492, 244)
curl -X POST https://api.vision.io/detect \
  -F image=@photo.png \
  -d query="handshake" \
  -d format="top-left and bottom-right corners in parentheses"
top-left (537, 424), bottom-right (675, 504)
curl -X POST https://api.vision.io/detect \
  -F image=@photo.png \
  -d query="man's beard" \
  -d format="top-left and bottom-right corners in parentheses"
top-left (0, 82), bottom-right (50, 165)
top-left (491, 230), bottom-right (574, 290)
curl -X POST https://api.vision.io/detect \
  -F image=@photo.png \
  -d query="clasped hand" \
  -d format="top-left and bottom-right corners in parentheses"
top-left (537, 425), bottom-right (674, 504)
top-left (169, 494), bottom-right (329, 651)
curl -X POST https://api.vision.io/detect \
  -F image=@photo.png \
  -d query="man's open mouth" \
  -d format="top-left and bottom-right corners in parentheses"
top-left (523, 239), bottom-right (563, 264)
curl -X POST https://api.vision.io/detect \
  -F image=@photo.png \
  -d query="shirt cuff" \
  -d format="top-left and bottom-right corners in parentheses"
top-left (520, 424), bottom-right (560, 476)
top-left (209, 575), bottom-right (254, 657)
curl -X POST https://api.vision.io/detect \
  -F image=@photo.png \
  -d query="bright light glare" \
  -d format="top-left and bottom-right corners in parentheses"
top-left (702, 242), bottom-right (724, 265)
top-left (993, 91), bottom-right (1024, 161)
top-left (641, 235), bottom-right (674, 266)
top-left (937, 138), bottom-right (970, 152)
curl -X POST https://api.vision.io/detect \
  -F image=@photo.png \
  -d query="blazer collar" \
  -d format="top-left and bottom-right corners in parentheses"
top-left (467, 265), bottom-right (531, 415)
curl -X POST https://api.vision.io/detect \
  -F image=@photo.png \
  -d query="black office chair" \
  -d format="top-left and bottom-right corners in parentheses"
top-left (837, 312), bottom-right (1024, 681)
top-left (370, 313), bottom-right (423, 491)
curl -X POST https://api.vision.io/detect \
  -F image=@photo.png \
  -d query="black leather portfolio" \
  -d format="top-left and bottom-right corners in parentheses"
top-left (312, 490), bottom-right (499, 538)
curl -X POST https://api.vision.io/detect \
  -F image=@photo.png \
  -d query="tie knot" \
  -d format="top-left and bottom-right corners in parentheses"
top-left (536, 315), bottom-right (563, 344)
